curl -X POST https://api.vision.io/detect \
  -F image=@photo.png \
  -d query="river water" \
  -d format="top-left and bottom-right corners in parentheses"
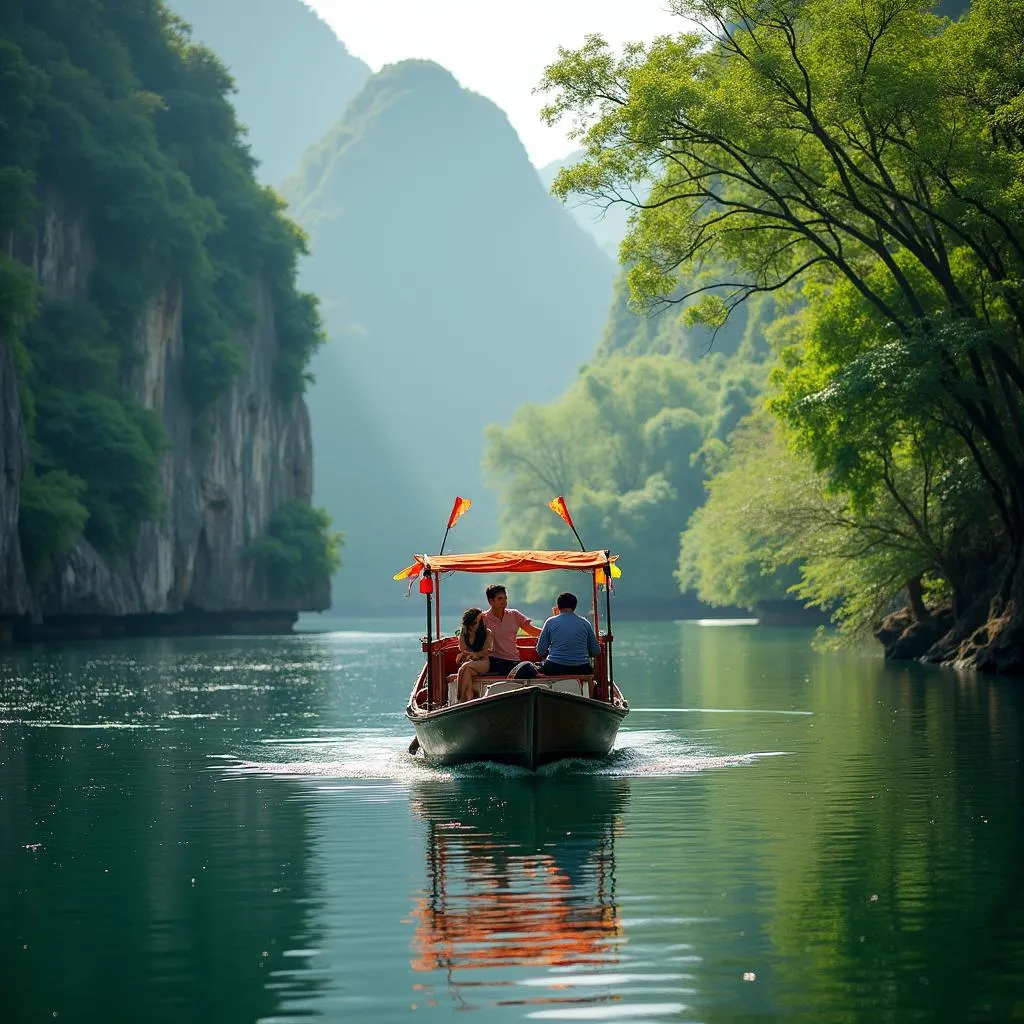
top-left (2, 620), bottom-right (1022, 1023)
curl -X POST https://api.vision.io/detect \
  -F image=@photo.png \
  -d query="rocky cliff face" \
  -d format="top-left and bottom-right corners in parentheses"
top-left (0, 190), bottom-right (327, 636)
top-left (0, 336), bottom-right (30, 629)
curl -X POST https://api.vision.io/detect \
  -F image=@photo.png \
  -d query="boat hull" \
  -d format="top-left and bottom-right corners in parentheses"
top-left (408, 685), bottom-right (628, 770)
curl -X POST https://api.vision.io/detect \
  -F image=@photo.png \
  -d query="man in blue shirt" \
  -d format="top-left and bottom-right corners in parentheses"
top-left (535, 592), bottom-right (600, 676)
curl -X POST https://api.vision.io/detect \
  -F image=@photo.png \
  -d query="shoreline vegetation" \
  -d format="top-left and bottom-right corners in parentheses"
top-left (528, 0), bottom-right (1024, 674)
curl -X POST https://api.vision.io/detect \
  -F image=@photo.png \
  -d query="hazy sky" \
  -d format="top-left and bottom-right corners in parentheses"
top-left (307, 0), bottom-right (685, 168)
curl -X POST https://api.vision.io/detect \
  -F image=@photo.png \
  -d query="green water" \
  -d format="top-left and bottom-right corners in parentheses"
top-left (2, 621), bottom-right (1022, 1023)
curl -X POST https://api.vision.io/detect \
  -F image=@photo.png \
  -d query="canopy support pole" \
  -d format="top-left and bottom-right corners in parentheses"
top-left (603, 553), bottom-right (614, 702)
top-left (434, 572), bottom-right (442, 642)
top-left (425, 570), bottom-right (434, 711)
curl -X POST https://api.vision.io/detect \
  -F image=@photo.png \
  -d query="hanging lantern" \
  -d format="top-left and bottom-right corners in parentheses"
top-left (419, 573), bottom-right (434, 594)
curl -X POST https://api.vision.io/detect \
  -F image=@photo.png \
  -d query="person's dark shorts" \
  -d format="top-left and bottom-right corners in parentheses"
top-left (508, 661), bottom-right (540, 679)
top-left (540, 660), bottom-right (593, 676)
top-left (488, 656), bottom-right (519, 675)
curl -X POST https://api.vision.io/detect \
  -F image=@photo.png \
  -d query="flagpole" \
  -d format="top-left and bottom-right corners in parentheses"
top-left (603, 552), bottom-right (615, 701)
top-left (438, 524), bottom-right (453, 556)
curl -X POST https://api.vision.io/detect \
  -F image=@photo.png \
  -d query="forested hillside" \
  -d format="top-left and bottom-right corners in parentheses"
top-left (0, 0), bottom-right (338, 639)
top-left (168, 0), bottom-right (369, 183)
top-left (517, 0), bottom-right (1023, 671)
top-left (283, 60), bottom-right (616, 611)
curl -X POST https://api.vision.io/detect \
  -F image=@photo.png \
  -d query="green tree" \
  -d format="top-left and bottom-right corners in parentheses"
top-left (680, 411), bottom-right (984, 635)
top-left (22, 300), bottom-right (164, 558)
top-left (17, 469), bottom-right (89, 584)
top-left (540, 0), bottom-right (1024, 661)
top-left (248, 502), bottom-right (343, 600)
top-left (485, 355), bottom-right (720, 602)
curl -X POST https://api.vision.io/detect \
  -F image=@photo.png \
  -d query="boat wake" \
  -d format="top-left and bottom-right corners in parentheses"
top-left (212, 727), bottom-right (788, 782)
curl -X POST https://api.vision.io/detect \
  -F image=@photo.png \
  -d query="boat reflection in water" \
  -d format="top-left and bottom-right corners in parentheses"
top-left (407, 774), bottom-right (630, 1012)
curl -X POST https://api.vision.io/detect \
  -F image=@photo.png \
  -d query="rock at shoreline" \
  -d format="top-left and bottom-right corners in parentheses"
top-left (875, 606), bottom-right (956, 662)
top-left (876, 561), bottom-right (1024, 676)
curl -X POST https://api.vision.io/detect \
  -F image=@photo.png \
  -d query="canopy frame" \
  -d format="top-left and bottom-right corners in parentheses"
top-left (395, 549), bottom-right (619, 578)
top-left (401, 549), bottom-right (619, 703)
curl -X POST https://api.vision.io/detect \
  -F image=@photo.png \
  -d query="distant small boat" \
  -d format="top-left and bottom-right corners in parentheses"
top-left (397, 549), bottom-right (629, 770)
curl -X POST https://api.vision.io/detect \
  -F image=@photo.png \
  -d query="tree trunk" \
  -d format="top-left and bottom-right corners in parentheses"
top-left (906, 575), bottom-right (929, 623)
top-left (968, 551), bottom-right (1024, 675)
top-left (932, 551), bottom-right (1024, 675)
top-left (881, 550), bottom-right (1024, 675)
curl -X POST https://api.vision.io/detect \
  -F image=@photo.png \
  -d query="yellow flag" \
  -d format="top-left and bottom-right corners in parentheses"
top-left (595, 564), bottom-right (622, 585)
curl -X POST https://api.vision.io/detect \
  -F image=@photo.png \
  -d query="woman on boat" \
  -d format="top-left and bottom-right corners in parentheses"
top-left (456, 607), bottom-right (493, 702)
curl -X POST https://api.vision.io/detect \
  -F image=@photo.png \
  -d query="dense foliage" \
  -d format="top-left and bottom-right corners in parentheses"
top-left (538, 0), bottom-right (1024, 646)
top-left (248, 501), bottom-right (343, 600)
top-left (1, 0), bottom-right (323, 577)
top-left (484, 352), bottom-right (767, 603)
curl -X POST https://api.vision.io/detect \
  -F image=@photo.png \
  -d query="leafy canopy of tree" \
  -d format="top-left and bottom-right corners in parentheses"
top-left (1, 0), bottom-right (324, 578)
top-left (484, 353), bottom-right (767, 604)
top-left (24, 301), bottom-right (165, 563)
top-left (679, 409), bottom-right (977, 637)
top-left (598, 266), bottom-right (766, 361)
top-left (539, 0), bottom-right (1024, 636)
top-left (248, 501), bottom-right (343, 601)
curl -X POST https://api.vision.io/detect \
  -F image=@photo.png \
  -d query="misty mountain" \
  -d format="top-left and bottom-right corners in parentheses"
top-left (283, 61), bottom-right (616, 611)
top-left (167, 0), bottom-right (370, 184)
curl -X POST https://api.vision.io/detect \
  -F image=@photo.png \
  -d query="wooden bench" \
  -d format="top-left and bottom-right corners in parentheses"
top-left (446, 672), bottom-right (595, 704)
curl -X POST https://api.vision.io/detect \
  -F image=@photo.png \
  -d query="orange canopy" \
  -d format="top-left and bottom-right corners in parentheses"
top-left (394, 549), bottom-right (618, 578)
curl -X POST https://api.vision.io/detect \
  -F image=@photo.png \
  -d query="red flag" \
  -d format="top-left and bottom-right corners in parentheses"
top-left (548, 496), bottom-right (575, 529)
top-left (447, 496), bottom-right (472, 529)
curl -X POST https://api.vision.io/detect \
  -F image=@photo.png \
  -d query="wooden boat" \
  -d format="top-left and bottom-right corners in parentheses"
top-left (399, 549), bottom-right (629, 769)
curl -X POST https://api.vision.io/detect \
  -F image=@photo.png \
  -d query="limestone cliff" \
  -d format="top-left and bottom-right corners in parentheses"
top-left (0, 3), bottom-right (334, 641)
top-left (0, 337), bottom-right (30, 632)
top-left (0, 191), bottom-right (328, 638)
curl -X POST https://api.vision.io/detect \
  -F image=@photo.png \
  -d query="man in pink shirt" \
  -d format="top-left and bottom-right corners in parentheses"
top-left (482, 584), bottom-right (542, 674)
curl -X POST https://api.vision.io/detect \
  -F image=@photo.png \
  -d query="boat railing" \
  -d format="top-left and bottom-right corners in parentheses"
top-left (408, 631), bottom-right (618, 712)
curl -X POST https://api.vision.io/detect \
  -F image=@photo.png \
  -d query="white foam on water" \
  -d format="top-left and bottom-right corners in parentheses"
top-left (317, 630), bottom-right (422, 641)
top-left (214, 727), bottom-right (789, 783)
